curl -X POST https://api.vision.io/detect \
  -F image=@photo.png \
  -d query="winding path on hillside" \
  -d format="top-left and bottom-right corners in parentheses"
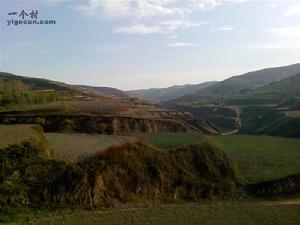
top-left (220, 107), bottom-right (242, 135)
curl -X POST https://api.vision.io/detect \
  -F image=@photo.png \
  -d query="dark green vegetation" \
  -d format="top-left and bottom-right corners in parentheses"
top-left (213, 135), bottom-right (300, 184)
top-left (173, 105), bottom-right (239, 131)
top-left (144, 132), bottom-right (204, 149)
top-left (239, 105), bottom-right (300, 137)
top-left (248, 173), bottom-right (300, 197)
top-left (0, 79), bottom-right (60, 109)
top-left (3, 202), bottom-right (300, 225)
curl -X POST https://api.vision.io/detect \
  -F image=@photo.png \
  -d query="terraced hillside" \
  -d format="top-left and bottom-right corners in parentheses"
top-left (237, 74), bottom-right (300, 137)
top-left (0, 72), bottom-right (218, 135)
top-left (163, 67), bottom-right (300, 136)
top-left (172, 105), bottom-right (240, 131)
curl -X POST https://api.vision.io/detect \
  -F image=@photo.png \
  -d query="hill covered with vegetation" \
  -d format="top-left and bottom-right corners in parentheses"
top-left (0, 72), bottom-right (219, 135)
top-left (158, 64), bottom-right (300, 137)
top-left (0, 139), bottom-right (238, 208)
top-left (167, 63), bottom-right (300, 103)
top-left (77, 85), bottom-right (132, 98)
top-left (130, 81), bottom-right (218, 102)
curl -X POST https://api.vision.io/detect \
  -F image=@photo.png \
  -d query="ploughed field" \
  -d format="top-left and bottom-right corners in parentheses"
top-left (46, 133), bottom-right (136, 162)
top-left (46, 132), bottom-right (203, 162)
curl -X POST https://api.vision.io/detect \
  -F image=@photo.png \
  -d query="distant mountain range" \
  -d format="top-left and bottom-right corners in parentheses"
top-left (156, 63), bottom-right (300, 137)
top-left (1, 63), bottom-right (300, 137)
top-left (129, 63), bottom-right (300, 104)
top-left (197, 63), bottom-right (300, 94)
top-left (129, 81), bottom-right (218, 102)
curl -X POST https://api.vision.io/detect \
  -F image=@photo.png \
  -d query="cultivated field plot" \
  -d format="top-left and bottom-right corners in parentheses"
top-left (0, 124), bottom-right (42, 149)
top-left (284, 110), bottom-right (300, 118)
top-left (7, 202), bottom-right (300, 225)
top-left (144, 132), bottom-right (203, 149)
top-left (46, 133), bottom-right (136, 162)
top-left (213, 135), bottom-right (300, 183)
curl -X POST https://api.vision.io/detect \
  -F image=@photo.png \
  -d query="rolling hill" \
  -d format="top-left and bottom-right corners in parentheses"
top-left (76, 85), bottom-right (131, 98)
top-left (238, 74), bottom-right (300, 137)
top-left (0, 72), bottom-right (109, 99)
top-left (0, 72), bottom-right (219, 135)
top-left (167, 63), bottom-right (300, 104)
top-left (130, 81), bottom-right (218, 102)
top-left (162, 64), bottom-right (300, 136)
top-left (0, 72), bottom-right (78, 92)
top-left (255, 73), bottom-right (300, 95)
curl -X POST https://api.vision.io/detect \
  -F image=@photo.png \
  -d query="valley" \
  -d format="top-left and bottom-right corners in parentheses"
top-left (3, 0), bottom-right (300, 223)
top-left (1, 64), bottom-right (300, 225)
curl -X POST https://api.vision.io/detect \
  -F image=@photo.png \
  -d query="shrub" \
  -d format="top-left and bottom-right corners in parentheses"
top-left (59, 119), bottom-right (75, 133)
top-left (34, 117), bottom-right (46, 127)
top-left (98, 123), bottom-right (107, 134)
top-left (0, 140), bottom-right (238, 208)
top-left (2, 118), bottom-right (16, 125)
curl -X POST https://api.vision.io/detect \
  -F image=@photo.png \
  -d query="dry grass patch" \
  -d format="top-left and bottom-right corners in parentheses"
top-left (0, 124), bottom-right (44, 149)
top-left (46, 133), bottom-right (136, 162)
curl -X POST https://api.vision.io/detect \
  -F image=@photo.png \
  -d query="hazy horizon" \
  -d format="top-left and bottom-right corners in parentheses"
top-left (1, 0), bottom-right (300, 90)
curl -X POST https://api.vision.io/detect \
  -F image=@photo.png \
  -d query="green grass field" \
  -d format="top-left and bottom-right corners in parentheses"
top-left (144, 132), bottom-right (300, 184)
top-left (46, 133), bottom-right (136, 162)
top-left (0, 124), bottom-right (43, 149)
top-left (4, 202), bottom-right (300, 225)
top-left (213, 135), bottom-right (300, 183)
top-left (144, 132), bottom-right (203, 149)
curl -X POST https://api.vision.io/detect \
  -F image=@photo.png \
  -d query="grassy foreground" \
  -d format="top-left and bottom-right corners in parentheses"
top-left (213, 135), bottom-right (300, 183)
top-left (3, 202), bottom-right (300, 225)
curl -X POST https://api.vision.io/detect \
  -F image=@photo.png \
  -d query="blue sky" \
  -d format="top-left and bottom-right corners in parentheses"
top-left (1, 0), bottom-right (300, 90)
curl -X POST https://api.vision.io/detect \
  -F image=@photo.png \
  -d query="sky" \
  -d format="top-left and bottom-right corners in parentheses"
top-left (1, 0), bottom-right (300, 90)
